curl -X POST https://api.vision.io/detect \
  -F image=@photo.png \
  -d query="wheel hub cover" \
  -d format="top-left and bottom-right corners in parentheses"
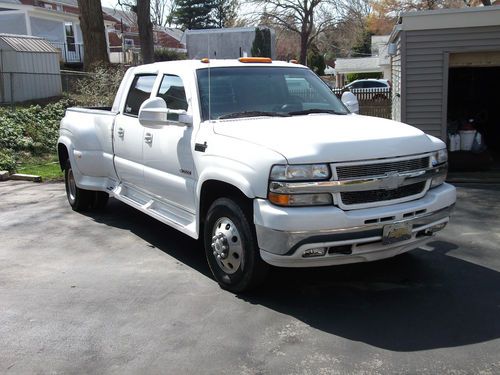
top-left (211, 217), bottom-right (243, 274)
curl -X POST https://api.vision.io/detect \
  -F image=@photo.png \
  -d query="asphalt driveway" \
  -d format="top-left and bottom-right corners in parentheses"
top-left (1, 181), bottom-right (499, 374)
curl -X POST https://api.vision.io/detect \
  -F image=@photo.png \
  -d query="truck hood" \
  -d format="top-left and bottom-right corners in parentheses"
top-left (213, 114), bottom-right (441, 163)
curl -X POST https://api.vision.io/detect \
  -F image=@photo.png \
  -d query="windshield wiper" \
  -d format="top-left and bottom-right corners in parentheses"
top-left (288, 109), bottom-right (347, 116)
top-left (219, 111), bottom-right (291, 119)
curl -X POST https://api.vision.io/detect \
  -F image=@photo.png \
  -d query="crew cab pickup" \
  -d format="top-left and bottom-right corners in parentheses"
top-left (58, 58), bottom-right (456, 292)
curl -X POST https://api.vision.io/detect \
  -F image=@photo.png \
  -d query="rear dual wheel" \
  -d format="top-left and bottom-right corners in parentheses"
top-left (64, 159), bottom-right (108, 211)
top-left (204, 198), bottom-right (268, 293)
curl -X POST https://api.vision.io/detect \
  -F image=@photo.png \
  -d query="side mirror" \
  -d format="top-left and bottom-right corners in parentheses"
top-left (138, 97), bottom-right (192, 126)
top-left (138, 97), bottom-right (168, 126)
top-left (341, 91), bottom-right (359, 114)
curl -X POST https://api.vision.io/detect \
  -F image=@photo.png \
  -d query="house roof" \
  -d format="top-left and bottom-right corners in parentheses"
top-left (102, 6), bottom-right (137, 26)
top-left (0, 33), bottom-right (57, 52)
top-left (161, 27), bottom-right (183, 42)
top-left (335, 57), bottom-right (383, 74)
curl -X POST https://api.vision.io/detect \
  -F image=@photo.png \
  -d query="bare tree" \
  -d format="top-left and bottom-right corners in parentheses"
top-left (252, 0), bottom-right (340, 65)
top-left (151, 0), bottom-right (176, 26)
top-left (118, 0), bottom-right (155, 64)
top-left (77, 0), bottom-right (109, 70)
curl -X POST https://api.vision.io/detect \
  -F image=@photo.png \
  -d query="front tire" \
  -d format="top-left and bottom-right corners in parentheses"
top-left (204, 198), bottom-right (268, 292)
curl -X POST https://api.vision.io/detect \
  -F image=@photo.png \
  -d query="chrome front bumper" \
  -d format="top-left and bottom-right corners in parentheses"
top-left (258, 205), bottom-right (452, 267)
top-left (254, 183), bottom-right (456, 268)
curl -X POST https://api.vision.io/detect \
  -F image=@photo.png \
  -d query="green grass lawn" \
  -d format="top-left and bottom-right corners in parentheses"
top-left (16, 154), bottom-right (63, 182)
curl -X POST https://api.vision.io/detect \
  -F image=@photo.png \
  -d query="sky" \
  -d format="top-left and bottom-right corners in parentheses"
top-left (101, 0), bottom-right (119, 9)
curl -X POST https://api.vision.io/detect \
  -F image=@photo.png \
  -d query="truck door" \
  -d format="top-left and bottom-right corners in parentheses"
top-left (113, 74), bottom-right (157, 190)
top-left (142, 73), bottom-right (196, 212)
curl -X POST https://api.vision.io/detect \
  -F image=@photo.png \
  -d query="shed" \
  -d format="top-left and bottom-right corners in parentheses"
top-left (0, 33), bottom-right (62, 103)
top-left (389, 7), bottom-right (500, 151)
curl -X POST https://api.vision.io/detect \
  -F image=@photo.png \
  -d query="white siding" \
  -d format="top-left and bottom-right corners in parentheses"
top-left (391, 37), bottom-right (402, 122)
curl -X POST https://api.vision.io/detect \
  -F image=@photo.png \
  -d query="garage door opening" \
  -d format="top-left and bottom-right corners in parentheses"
top-left (447, 54), bottom-right (500, 171)
top-left (447, 51), bottom-right (500, 171)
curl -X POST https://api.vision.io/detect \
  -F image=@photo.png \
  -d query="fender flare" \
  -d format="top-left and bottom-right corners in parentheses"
top-left (196, 167), bottom-right (256, 200)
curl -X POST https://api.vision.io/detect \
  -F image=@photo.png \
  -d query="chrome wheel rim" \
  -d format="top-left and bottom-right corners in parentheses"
top-left (211, 217), bottom-right (243, 274)
top-left (68, 168), bottom-right (76, 202)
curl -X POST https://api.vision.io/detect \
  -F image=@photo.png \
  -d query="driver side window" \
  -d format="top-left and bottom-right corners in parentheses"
top-left (157, 74), bottom-right (188, 111)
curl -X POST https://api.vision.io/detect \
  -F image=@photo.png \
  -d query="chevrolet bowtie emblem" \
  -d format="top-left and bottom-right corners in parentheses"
top-left (380, 171), bottom-right (404, 190)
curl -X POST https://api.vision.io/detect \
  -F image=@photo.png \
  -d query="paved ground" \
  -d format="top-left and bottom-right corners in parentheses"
top-left (1, 181), bottom-right (500, 374)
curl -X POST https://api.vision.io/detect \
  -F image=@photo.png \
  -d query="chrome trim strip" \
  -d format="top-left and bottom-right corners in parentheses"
top-left (269, 164), bottom-right (447, 194)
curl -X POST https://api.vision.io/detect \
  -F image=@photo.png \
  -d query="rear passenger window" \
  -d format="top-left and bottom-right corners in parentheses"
top-left (124, 74), bottom-right (156, 116)
top-left (157, 75), bottom-right (188, 110)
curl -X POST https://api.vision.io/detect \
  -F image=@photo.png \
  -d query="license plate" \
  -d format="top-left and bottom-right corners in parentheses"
top-left (382, 222), bottom-right (412, 245)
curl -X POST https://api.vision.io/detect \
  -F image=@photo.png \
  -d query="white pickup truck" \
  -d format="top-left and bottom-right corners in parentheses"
top-left (58, 58), bottom-right (456, 292)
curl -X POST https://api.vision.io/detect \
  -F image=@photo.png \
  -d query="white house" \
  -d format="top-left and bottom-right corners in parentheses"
top-left (335, 35), bottom-right (391, 87)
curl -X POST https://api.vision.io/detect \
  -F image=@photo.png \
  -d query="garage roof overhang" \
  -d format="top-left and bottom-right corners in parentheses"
top-left (398, 6), bottom-right (500, 32)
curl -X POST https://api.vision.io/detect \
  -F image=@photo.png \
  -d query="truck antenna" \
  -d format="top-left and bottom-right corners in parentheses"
top-left (208, 34), bottom-right (211, 122)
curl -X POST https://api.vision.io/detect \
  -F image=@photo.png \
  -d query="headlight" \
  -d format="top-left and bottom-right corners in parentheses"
top-left (270, 164), bottom-right (331, 181)
top-left (431, 148), bottom-right (448, 167)
top-left (430, 149), bottom-right (448, 188)
top-left (268, 164), bottom-right (332, 206)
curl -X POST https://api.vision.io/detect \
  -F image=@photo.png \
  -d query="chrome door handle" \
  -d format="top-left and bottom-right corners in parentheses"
top-left (144, 133), bottom-right (153, 144)
top-left (117, 127), bottom-right (124, 137)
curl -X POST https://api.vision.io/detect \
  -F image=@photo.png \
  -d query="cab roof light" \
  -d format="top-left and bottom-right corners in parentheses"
top-left (289, 59), bottom-right (298, 64)
top-left (201, 58), bottom-right (209, 63)
top-left (238, 57), bottom-right (272, 63)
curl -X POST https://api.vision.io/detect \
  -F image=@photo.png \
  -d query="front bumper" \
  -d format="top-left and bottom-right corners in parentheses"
top-left (253, 183), bottom-right (456, 267)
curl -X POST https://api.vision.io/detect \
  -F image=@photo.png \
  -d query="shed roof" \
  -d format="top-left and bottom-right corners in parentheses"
top-left (0, 33), bottom-right (57, 53)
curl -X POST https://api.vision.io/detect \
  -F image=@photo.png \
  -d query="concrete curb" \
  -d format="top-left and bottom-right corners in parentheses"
top-left (8, 173), bottom-right (42, 183)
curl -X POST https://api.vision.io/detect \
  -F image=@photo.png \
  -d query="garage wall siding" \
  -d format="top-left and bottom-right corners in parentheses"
top-left (403, 25), bottom-right (500, 140)
top-left (391, 36), bottom-right (402, 122)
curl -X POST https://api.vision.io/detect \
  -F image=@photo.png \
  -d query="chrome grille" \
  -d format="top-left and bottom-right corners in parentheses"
top-left (336, 157), bottom-right (429, 180)
top-left (340, 182), bottom-right (426, 205)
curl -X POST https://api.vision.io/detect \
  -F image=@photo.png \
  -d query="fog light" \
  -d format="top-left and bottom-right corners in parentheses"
top-left (302, 247), bottom-right (327, 258)
top-left (426, 222), bottom-right (447, 235)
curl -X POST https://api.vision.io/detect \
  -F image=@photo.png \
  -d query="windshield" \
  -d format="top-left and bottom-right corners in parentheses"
top-left (196, 66), bottom-right (349, 121)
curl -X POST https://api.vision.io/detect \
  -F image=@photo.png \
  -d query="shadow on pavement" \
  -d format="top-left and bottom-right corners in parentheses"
top-left (240, 240), bottom-right (500, 352)
top-left (84, 198), bottom-right (500, 352)
top-left (85, 198), bottom-right (212, 279)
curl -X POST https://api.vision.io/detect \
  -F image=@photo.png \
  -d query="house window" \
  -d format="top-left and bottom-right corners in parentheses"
top-left (65, 22), bottom-right (75, 52)
top-left (124, 38), bottom-right (134, 49)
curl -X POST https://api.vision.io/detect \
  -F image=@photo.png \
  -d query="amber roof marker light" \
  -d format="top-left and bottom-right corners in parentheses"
top-left (201, 58), bottom-right (210, 63)
top-left (238, 57), bottom-right (272, 63)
